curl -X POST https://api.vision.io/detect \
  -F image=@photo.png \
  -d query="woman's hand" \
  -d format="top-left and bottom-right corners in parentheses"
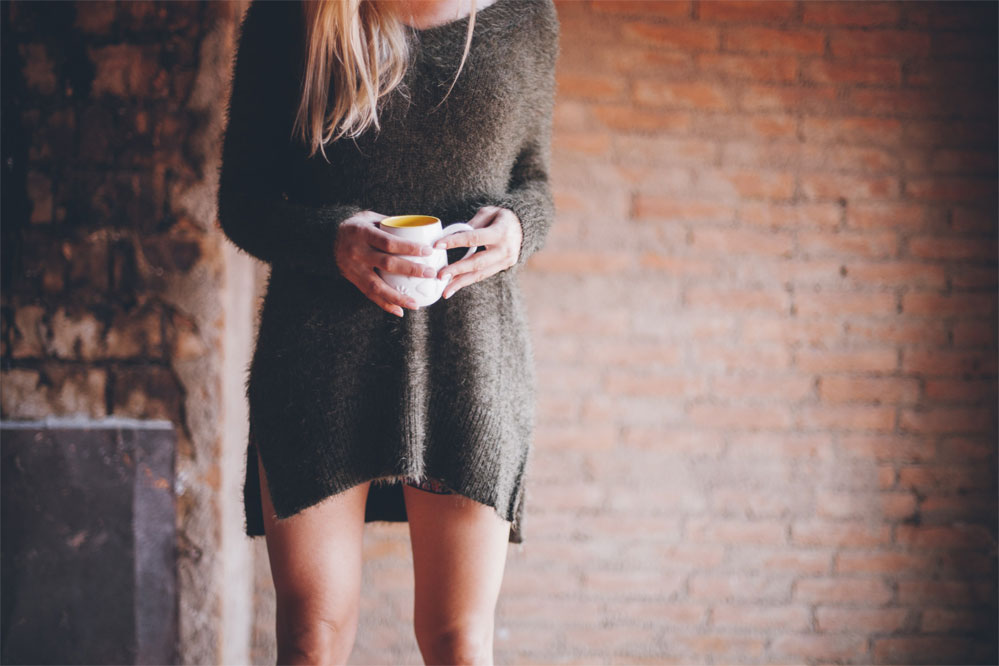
top-left (334, 210), bottom-right (438, 317)
top-left (433, 206), bottom-right (523, 299)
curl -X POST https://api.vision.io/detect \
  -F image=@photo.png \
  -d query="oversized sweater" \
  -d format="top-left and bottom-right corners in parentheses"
top-left (217, 0), bottom-right (559, 544)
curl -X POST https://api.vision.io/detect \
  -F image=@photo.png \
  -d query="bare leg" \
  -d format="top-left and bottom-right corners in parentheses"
top-left (258, 449), bottom-right (371, 665)
top-left (403, 483), bottom-right (512, 665)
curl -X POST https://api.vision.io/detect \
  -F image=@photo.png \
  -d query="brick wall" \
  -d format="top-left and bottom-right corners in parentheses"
top-left (476, 1), bottom-right (996, 663)
top-left (0, 2), bottom-right (255, 664)
top-left (4, 1), bottom-right (995, 664)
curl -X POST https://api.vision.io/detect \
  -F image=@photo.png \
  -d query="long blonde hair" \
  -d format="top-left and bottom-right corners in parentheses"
top-left (293, 0), bottom-right (477, 161)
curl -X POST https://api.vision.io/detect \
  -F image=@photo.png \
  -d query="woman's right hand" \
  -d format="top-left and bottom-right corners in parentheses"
top-left (334, 210), bottom-right (439, 317)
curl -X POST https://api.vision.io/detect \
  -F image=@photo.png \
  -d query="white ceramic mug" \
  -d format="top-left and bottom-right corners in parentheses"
top-left (375, 215), bottom-right (478, 307)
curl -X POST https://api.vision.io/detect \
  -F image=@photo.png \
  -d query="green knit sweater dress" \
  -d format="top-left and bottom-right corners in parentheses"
top-left (217, 0), bottom-right (559, 544)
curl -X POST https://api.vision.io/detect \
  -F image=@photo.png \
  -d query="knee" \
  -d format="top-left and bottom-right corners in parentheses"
top-left (417, 622), bottom-right (494, 666)
top-left (277, 611), bottom-right (359, 665)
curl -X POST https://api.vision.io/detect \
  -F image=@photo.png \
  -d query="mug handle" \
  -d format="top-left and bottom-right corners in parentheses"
top-left (437, 222), bottom-right (478, 263)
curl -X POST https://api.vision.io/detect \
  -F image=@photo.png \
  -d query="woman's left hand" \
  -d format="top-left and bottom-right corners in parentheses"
top-left (434, 206), bottom-right (523, 299)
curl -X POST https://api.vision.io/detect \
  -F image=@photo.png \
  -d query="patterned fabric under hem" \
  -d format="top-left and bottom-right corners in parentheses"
top-left (403, 475), bottom-right (455, 495)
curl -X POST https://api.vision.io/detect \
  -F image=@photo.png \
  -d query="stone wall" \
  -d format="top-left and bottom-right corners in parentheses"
top-left (1, 1), bottom-right (255, 663)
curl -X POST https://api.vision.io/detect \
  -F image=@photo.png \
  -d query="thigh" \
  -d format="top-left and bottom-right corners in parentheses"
top-left (257, 449), bottom-right (370, 621)
top-left (403, 483), bottom-right (511, 630)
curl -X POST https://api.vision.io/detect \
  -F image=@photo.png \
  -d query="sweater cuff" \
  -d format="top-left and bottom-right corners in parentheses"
top-left (467, 186), bottom-right (554, 271)
top-left (218, 189), bottom-right (363, 279)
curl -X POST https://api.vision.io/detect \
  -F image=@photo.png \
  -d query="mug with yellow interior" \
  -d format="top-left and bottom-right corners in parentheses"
top-left (376, 215), bottom-right (478, 308)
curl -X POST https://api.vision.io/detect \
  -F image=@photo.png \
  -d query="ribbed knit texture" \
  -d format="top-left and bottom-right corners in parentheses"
top-left (218, 0), bottom-right (559, 544)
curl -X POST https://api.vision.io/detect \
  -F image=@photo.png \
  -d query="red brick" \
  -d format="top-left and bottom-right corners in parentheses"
top-left (951, 207), bottom-right (998, 233)
top-left (771, 634), bottom-right (869, 661)
top-left (905, 3), bottom-right (990, 29)
top-left (634, 197), bottom-right (734, 222)
top-left (845, 319), bottom-right (949, 347)
top-left (694, 169), bottom-right (795, 200)
top-left (845, 261), bottom-right (946, 288)
top-left (742, 84), bottom-right (838, 112)
top-left (688, 284), bottom-right (790, 313)
top-left (792, 520), bottom-right (892, 547)
top-left (713, 375), bottom-right (814, 401)
top-left (818, 376), bottom-right (919, 404)
top-left (898, 579), bottom-right (994, 605)
top-left (739, 203), bottom-right (841, 230)
top-left (830, 29), bottom-right (932, 57)
top-left (898, 464), bottom-right (996, 492)
top-left (902, 292), bottom-right (997, 317)
top-left (905, 177), bottom-right (998, 202)
top-left (921, 608), bottom-right (997, 633)
top-left (817, 489), bottom-right (917, 521)
top-left (688, 403), bottom-right (794, 429)
top-left (690, 228), bottom-right (794, 256)
top-left (803, 143), bottom-right (899, 173)
top-left (726, 27), bottom-right (827, 54)
top-left (926, 379), bottom-right (997, 404)
top-left (622, 22), bottom-right (719, 50)
top-left (904, 120), bottom-right (997, 148)
top-left (590, 0), bottom-right (692, 19)
top-left (803, 1), bottom-right (901, 27)
top-left (616, 136), bottom-right (718, 165)
top-left (711, 605), bottom-right (810, 631)
top-left (803, 58), bottom-right (901, 85)
top-left (933, 30), bottom-right (995, 58)
top-left (673, 634), bottom-right (767, 659)
top-left (696, 53), bottom-right (798, 82)
top-left (837, 434), bottom-right (935, 462)
top-left (741, 317), bottom-right (842, 346)
top-left (835, 550), bottom-right (936, 574)
top-left (901, 349), bottom-right (997, 377)
top-left (873, 636), bottom-right (985, 665)
top-left (688, 571), bottom-right (791, 598)
top-left (846, 203), bottom-right (927, 230)
top-left (690, 342), bottom-right (793, 372)
top-left (907, 236), bottom-right (997, 261)
top-left (528, 250), bottom-right (631, 273)
top-left (534, 423), bottom-right (617, 450)
top-left (931, 149), bottom-right (999, 174)
top-left (796, 349), bottom-right (898, 373)
top-left (591, 104), bottom-right (691, 132)
top-left (794, 577), bottom-right (894, 604)
top-left (633, 80), bottom-right (733, 110)
top-left (799, 404), bottom-right (897, 431)
top-left (905, 60), bottom-right (989, 87)
top-left (699, 0), bottom-right (795, 22)
top-left (799, 230), bottom-right (898, 259)
top-left (849, 88), bottom-right (958, 117)
top-left (801, 173), bottom-right (900, 201)
top-left (815, 607), bottom-right (908, 633)
top-left (803, 116), bottom-right (903, 146)
top-left (952, 319), bottom-right (999, 346)
top-left (558, 72), bottom-right (627, 100)
top-left (796, 290), bottom-right (898, 317)
top-left (900, 407), bottom-right (994, 434)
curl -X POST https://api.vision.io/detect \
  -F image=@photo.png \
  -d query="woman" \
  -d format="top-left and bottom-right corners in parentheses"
top-left (217, 0), bottom-right (558, 663)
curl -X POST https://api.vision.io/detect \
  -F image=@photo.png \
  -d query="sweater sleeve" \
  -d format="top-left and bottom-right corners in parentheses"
top-left (465, 9), bottom-right (559, 270)
top-left (216, 0), bottom-right (363, 278)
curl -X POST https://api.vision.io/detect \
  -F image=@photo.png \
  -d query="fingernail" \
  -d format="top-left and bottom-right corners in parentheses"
top-left (422, 267), bottom-right (436, 278)
top-left (421, 246), bottom-right (433, 256)
top-left (443, 291), bottom-right (451, 299)
top-left (440, 272), bottom-right (450, 281)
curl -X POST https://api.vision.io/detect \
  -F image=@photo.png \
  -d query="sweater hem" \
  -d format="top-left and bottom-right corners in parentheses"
top-left (243, 389), bottom-right (529, 544)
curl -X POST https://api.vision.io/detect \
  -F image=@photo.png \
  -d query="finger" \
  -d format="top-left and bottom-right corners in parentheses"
top-left (442, 268), bottom-right (493, 300)
top-left (434, 224), bottom-right (504, 251)
top-left (438, 247), bottom-right (505, 279)
top-left (366, 271), bottom-right (420, 311)
top-left (367, 228), bottom-right (432, 257)
top-left (370, 250), bottom-right (436, 278)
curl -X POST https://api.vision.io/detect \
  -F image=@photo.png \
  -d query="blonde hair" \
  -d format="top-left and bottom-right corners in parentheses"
top-left (293, 0), bottom-right (477, 161)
